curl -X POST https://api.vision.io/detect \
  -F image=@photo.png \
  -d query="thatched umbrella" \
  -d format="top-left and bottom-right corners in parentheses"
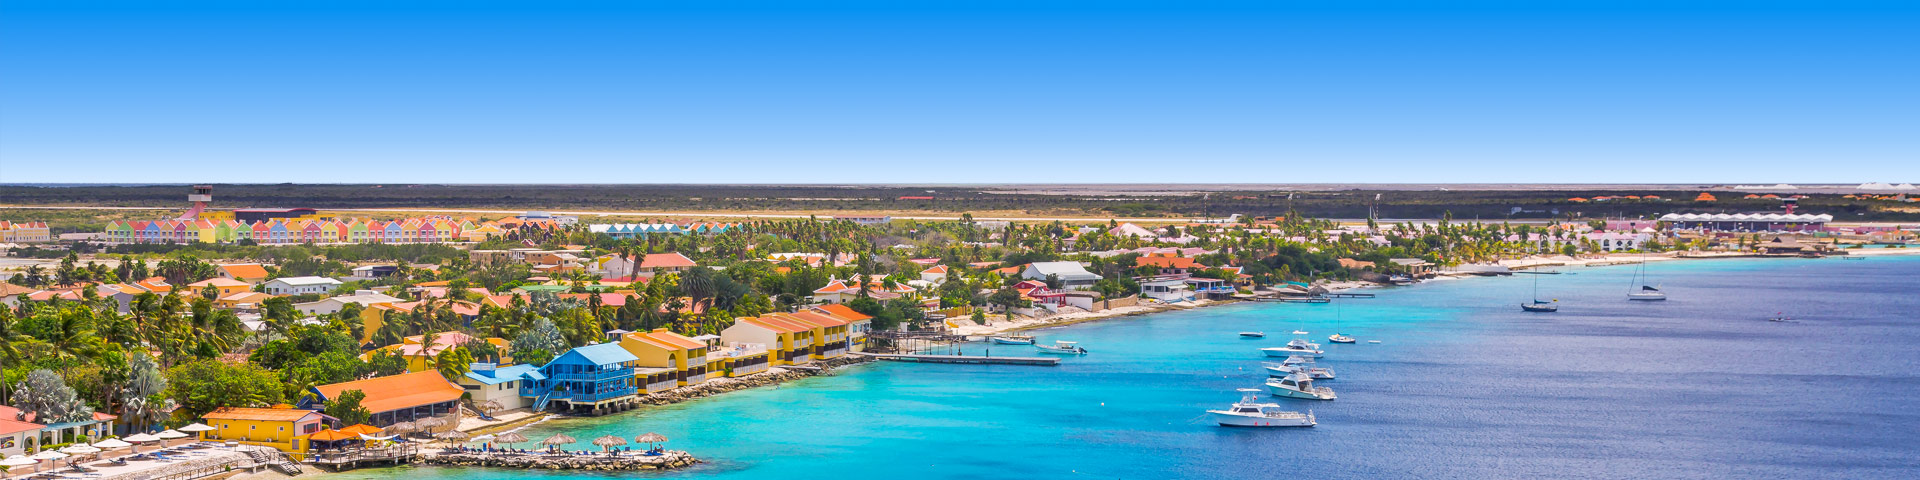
top-left (433, 430), bottom-right (469, 447)
top-left (477, 400), bottom-right (504, 419)
top-left (635, 432), bottom-right (667, 450)
top-left (386, 421), bottom-right (417, 435)
top-left (540, 434), bottom-right (576, 453)
top-left (591, 435), bottom-right (626, 453)
top-left (414, 416), bottom-right (447, 433)
top-left (495, 432), bottom-right (528, 449)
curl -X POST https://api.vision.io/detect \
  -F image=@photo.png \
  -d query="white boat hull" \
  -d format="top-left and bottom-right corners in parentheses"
top-left (1209, 411), bottom-right (1315, 427)
top-left (990, 337), bottom-right (1035, 345)
top-left (1627, 293), bottom-right (1667, 301)
top-left (1267, 384), bottom-right (1337, 400)
top-left (1261, 347), bottom-right (1323, 358)
top-left (1265, 365), bottom-right (1335, 380)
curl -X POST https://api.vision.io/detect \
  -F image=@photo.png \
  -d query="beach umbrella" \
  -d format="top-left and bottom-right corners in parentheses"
top-left (156, 429), bottom-right (189, 448)
top-left (337, 424), bottom-right (384, 436)
top-left (123, 433), bottom-right (160, 454)
top-left (494, 432), bottom-right (527, 449)
top-left (634, 432), bottom-right (667, 450)
top-left (540, 434), bottom-right (576, 451)
top-left (27, 451), bottom-right (65, 472)
top-left (477, 400), bottom-right (503, 417)
top-left (56, 445), bottom-right (99, 467)
top-left (591, 435), bottom-right (626, 452)
top-left (385, 422), bottom-right (417, 434)
top-left (178, 423), bottom-right (216, 438)
top-left (414, 416), bottom-right (447, 436)
top-left (433, 430), bottom-right (469, 447)
top-left (1, 455), bottom-right (40, 478)
top-left (91, 439), bottom-right (132, 450)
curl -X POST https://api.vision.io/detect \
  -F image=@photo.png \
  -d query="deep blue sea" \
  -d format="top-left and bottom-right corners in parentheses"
top-left (332, 256), bottom-right (1920, 479)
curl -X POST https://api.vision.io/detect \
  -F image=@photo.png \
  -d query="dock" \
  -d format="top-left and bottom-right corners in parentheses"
top-left (1323, 293), bottom-right (1374, 298)
top-left (855, 353), bottom-right (1059, 366)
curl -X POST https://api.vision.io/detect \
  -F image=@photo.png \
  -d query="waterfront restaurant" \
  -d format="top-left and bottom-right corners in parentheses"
top-left (308, 371), bottom-right (465, 430)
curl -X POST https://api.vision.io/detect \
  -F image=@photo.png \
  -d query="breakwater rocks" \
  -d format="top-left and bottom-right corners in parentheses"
top-left (637, 355), bottom-right (873, 406)
top-left (420, 450), bottom-right (699, 470)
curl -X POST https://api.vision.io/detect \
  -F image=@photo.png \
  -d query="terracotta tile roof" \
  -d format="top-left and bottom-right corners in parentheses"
top-left (813, 280), bottom-right (852, 294)
top-left (637, 328), bottom-right (706, 350)
top-left (202, 407), bottom-right (323, 422)
top-left (0, 418), bottom-right (43, 435)
top-left (921, 265), bottom-right (949, 275)
top-left (1136, 255), bottom-right (1199, 269)
top-left (0, 282), bottom-right (37, 296)
top-left (640, 253), bottom-right (697, 269)
top-left (189, 278), bottom-right (250, 288)
top-left (741, 316), bottom-right (811, 334)
top-left (312, 371), bottom-right (464, 414)
top-left (220, 263), bottom-right (270, 280)
top-left (779, 311), bottom-right (848, 327)
top-left (811, 304), bottom-right (873, 322)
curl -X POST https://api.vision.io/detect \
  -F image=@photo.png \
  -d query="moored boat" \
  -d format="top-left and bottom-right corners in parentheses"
top-left (1266, 373), bottom-right (1336, 400)
top-left (1261, 341), bottom-right (1324, 358)
top-left (1264, 362), bottom-right (1335, 380)
top-left (1034, 340), bottom-right (1088, 355)
top-left (1627, 286), bottom-right (1667, 301)
top-left (1208, 389), bottom-right (1316, 427)
top-left (1521, 300), bottom-right (1558, 312)
top-left (1328, 333), bottom-right (1356, 344)
top-left (1239, 332), bottom-right (1265, 338)
top-left (990, 335), bottom-right (1035, 345)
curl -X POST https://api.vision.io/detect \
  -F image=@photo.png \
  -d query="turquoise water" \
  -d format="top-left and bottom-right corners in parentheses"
top-left (332, 256), bottom-right (1920, 479)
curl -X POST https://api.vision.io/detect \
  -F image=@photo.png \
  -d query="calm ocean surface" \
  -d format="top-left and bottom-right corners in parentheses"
top-left (333, 256), bottom-right (1920, 479)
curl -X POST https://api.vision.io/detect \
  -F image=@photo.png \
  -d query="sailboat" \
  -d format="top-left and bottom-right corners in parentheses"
top-left (1328, 300), bottom-right (1355, 344)
top-left (1626, 255), bottom-right (1667, 301)
top-left (1521, 269), bottom-right (1558, 312)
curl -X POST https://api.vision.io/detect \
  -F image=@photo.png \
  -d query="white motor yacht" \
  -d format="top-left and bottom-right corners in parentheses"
top-left (1260, 338), bottom-right (1324, 358)
top-left (1208, 389), bottom-right (1315, 427)
top-left (1267, 373), bottom-right (1337, 400)
top-left (1264, 362), bottom-right (1335, 380)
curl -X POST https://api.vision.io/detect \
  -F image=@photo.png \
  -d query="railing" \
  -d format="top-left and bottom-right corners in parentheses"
top-left (551, 369), bottom-right (634, 382)
top-left (563, 387), bottom-right (637, 403)
top-left (532, 388), bottom-right (557, 411)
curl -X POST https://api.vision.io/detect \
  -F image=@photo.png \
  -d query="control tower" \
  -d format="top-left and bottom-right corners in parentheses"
top-left (179, 185), bottom-right (213, 220)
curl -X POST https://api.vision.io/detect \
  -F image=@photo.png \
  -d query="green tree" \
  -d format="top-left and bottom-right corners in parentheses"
top-left (165, 359), bottom-right (286, 421)
top-left (324, 389), bottom-right (373, 426)
top-left (12, 369), bottom-right (96, 423)
top-left (434, 346), bottom-right (475, 381)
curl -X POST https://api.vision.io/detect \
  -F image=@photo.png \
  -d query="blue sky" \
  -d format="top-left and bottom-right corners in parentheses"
top-left (1, 0), bottom-right (1915, 184)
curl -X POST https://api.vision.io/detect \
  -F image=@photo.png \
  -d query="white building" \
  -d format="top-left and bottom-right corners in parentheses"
top-left (1021, 261), bottom-right (1101, 290)
top-left (1582, 232), bottom-right (1652, 252)
top-left (262, 276), bottom-right (343, 295)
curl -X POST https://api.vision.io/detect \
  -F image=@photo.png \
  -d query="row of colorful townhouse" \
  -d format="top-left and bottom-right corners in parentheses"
top-left (0, 221), bottom-right (52, 243)
top-left (101, 217), bottom-right (525, 244)
top-left (586, 222), bottom-right (740, 238)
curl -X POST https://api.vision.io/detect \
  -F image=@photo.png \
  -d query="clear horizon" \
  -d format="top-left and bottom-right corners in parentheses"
top-left (2, 0), bottom-right (1917, 184)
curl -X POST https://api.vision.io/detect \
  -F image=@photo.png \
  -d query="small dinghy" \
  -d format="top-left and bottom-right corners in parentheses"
top-left (1239, 332), bottom-right (1265, 338)
top-left (989, 335), bottom-right (1035, 345)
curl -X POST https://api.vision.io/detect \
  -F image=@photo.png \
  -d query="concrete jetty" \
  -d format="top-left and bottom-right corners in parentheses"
top-left (420, 450), bottom-right (698, 470)
top-left (858, 352), bottom-right (1060, 365)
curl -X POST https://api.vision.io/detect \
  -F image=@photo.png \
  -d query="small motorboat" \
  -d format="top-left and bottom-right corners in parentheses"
top-left (1277, 355), bottom-right (1314, 366)
top-left (1367, 340), bottom-right (1382, 344)
top-left (1328, 333), bottom-right (1356, 344)
top-left (1388, 275), bottom-right (1415, 286)
top-left (989, 335), bottom-right (1035, 345)
top-left (1239, 332), bottom-right (1266, 338)
top-left (1841, 256), bottom-right (1866, 261)
top-left (1521, 300), bottom-right (1559, 312)
top-left (1209, 389), bottom-right (1315, 427)
top-left (1265, 362), bottom-right (1335, 380)
top-left (1034, 340), bottom-right (1088, 355)
top-left (1266, 373), bottom-right (1336, 400)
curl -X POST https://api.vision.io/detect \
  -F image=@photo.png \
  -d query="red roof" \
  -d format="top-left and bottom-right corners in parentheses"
top-left (1136, 254), bottom-right (1198, 269)
top-left (812, 304), bottom-right (873, 322)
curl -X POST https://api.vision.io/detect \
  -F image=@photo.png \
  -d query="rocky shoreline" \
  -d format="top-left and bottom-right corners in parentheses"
top-left (419, 450), bottom-right (698, 470)
top-left (636, 355), bottom-right (874, 405)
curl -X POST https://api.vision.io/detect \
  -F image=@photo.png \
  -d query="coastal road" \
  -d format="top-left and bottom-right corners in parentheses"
top-left (0, 205), bottom-right (1217, 223)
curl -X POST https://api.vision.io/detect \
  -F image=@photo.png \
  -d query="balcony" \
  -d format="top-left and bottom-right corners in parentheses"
top-left (551, 369), bottom-right (634, 382)
top-left (563, 387), bottom-right (637, 404)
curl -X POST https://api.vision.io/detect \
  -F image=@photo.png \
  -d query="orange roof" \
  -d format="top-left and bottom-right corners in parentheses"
top-left (313, 371), bottom-right (464, 414)
top-left (780, 311), bottom-right (848, 327)
top-left (220, 263), bottom-right (270, 279)
top-left (1136, 255), bottom-right (1198, 269)
top-left (203, 407), bottom-right (324, 422)
top-left (921, 265), bottom-right (949, 275)
top-left (813, 280), bottom-right (853, 294)
top-left (640, 253), bottom-right (697, 269)
top-left (812, 304), bottom-right (873, 322)
top-left (992, 265), bottom-right (1023, 275)
top-left (741, 316), bottom-right (811, 334)
top-left (638, 328), bottom-right (706, 350)
top-left (135, 276), bottom-right (173, 293)
top-left (189, 278), bottom-right (250, 288)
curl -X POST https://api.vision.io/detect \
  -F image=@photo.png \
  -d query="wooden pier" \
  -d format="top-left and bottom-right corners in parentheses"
top-left (1324, 293), bottom-right (1374, 298)
top-left (856, 353), bottom-right (1059, 366)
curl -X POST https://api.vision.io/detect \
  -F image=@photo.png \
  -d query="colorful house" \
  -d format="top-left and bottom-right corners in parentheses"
top-left (617, 329), bottom-right (711, 388)
top-left (720, 315), bottom-right (814, 365)
top-left (811, 304), bottom-right (876, 351)
top-left (525, 344), bottom-right (641, 415)
top-left (770, 311), bottom-right (850, 360)
top-left (200, 407), bottom-right (329, 453)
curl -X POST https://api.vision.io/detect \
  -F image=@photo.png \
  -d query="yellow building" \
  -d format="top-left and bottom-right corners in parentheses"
top-left (617, 329), bottom-right (711, 387)
top-left (769, 312), bottom-right (851, 360)
top-left (188, 278), bottom-right (253, 297)
top-left (719, 316), bottom-right (814, 366)
top-left (200, 407), bottom-right (328, 453)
